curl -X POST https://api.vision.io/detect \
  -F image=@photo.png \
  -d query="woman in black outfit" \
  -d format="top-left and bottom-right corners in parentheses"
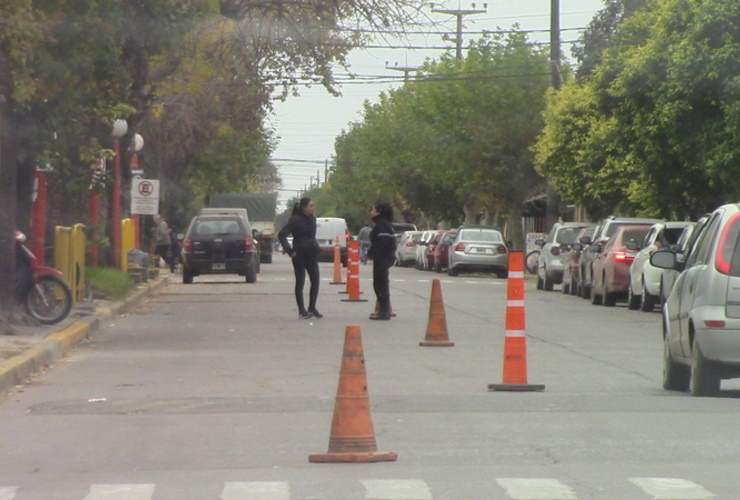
top-left (278, 197), bottom-right (323, 319)
top-left (368, 203), bottom-right (396, 320)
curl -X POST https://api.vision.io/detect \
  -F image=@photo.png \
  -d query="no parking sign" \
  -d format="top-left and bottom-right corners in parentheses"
top-left (131, 178), bottom-right (160, 215)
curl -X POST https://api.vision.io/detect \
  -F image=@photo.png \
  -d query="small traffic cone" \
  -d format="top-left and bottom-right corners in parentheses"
top-left (330, 236), bottom-right (345, 285)
top-left (488, 251), bottom-right (545, 392)
top-left (420, 279), bottom-right (454, 347)
top-left (342, 240), bottom-right (368, 302)
top-left (309, 325), bottom-right (397, 463)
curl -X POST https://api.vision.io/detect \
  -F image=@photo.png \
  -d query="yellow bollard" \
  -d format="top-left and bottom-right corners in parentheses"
top-left (121, 218), bottom-right (135, 271)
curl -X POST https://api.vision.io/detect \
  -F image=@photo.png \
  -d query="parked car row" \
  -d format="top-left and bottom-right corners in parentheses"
top-left (394, 225), bottom-right (509, 278)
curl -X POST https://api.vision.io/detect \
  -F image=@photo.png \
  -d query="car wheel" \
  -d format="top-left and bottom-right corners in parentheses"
top-left (690, 342), bottom-right (721, 397)
top-left (448, 264), bottom-right (459, 276)
top-left (590, 283), bottom-right (602, 305)
top-left (627, 285), bottom-right (640, 310)
top-left (570, 277), bottom-right (579, 296)
top-left (536, 275), bottom-right (544, 290)
top-left (543, 270), bottom-right (554, 291)
top-left (182, 267), bottom-right (194, 284)
top-left (561, 278), bottom-right (570, 294)
top-left (663, 328), bottom-right (690, 391)
top-left (640, 285), bottom-right (657, 312)
top-left (434, 262), bottom-right (441, 273)
top-left (581, 283), bottom-right (591, 299)
top-left (245, 262), bottom-right (257, 283)
top-left (496, 270), bottom-right (508, 279)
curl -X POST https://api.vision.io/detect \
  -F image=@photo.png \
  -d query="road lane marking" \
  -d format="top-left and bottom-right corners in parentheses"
top-left (221, 481), bottom-right (290, 500)
top-left (361, 479), bottom-right (432, 499)
top-left (496, 478), bottom-right (576, 499)
top-left (0, 487), bottom-right (18, 500)
top-left (629, 478), bottom-right (716, 499)
top-left (83, 484), bottom-right (155, 499)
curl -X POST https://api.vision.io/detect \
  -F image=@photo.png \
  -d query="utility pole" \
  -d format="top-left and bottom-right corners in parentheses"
top-left (431, 3), bottom-right (487, 60)
top-left (546, 0), bottom-right (562, 229)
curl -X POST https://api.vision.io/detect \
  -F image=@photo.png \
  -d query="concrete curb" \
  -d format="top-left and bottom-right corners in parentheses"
top-left (0, 276), bottom-right (169, 394)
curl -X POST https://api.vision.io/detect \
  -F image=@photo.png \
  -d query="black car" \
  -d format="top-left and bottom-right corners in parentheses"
top-left (181, 214), bottom-right (259, 284)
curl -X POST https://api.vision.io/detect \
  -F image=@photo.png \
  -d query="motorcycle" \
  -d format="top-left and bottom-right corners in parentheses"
top-left (15, 230), bottom-right (72, 325)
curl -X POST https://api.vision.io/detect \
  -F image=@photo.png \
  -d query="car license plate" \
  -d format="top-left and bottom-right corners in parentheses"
top-left (212, 263), bottom-right (226, 270)
top-left (473, 248), bottom-right (492, 254)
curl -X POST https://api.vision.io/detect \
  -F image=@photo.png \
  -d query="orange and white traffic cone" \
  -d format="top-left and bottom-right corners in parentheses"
top-left (341, 240), bottom-right (368, 302)
top-left (309, 325), bottom-right (397, 463)
top-left (419, 279), bottom-right (454, 347)
top-left (330, 236), bottom-right (345, 285)
top-left (488, 250), bottom-right (545, 392)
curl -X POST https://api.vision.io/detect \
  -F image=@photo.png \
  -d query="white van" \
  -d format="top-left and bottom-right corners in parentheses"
top-left (315, 217), bottom-right (349, 265)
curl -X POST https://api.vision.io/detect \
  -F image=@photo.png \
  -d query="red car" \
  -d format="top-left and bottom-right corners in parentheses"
top-left (424, 230), bottom-right (447, 271)
top-left (432, 230), bottom-right (457, 273)
top-left (590, 225), bottom-right (651, 306)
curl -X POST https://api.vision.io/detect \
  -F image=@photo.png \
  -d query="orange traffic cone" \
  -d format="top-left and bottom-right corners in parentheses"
top-left (309, 325), bottom-right (397, 463)
top-left (330, 236), bottom-right (345, 285)
top-left (419, 279), bottom-right (454, 347)
top-left (488, 251), bottom-right (545, 392)
top-left (341, 240), bottom-right (368, 302)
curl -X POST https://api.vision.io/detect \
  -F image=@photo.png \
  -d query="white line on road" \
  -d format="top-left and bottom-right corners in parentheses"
top-left (496, 478), bottom-right (576, 499)
top-left (361, 479), bottom-right (433, 499)
top-left (221, 481), bottom-right (290, 500)
top-left (0, 487), bottom-right (18, 500)
top-left (83, 484), bottom-right (155, 500)
top-left (629, 478), bottom-right (716, 499)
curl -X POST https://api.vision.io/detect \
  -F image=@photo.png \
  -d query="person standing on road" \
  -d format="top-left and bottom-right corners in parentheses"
top-left (278, 197), bottom-right (323, 319)
top-left (358, 224), bottom-right (372, 264)
top-left (368, 203), bottom-right (396, 320)
top-left (153, 214), bottom-right (171, 271)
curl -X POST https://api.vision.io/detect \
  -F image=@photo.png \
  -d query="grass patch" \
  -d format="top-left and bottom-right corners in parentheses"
top-left (1, 350), bottom-right (22, 360)
top-left (86, 266), bottom-right (134, 301)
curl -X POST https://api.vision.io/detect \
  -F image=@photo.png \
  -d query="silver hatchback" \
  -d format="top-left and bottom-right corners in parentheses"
top-left (652, 203), bottom-right (740, 396)
top-left (447, 226), bottom-right (508, 278)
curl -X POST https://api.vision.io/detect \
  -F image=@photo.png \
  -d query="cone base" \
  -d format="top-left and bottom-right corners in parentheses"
top-left (419, 340), bottom-right (455, 347)
top-left (341, 299), bottom-right (369, 302)
top-left (330, 281), bottom-right (346, 285)
top-left (309, 451), bottom-right (398, 463)
top-left (488, 383), bottom-right (545, 392)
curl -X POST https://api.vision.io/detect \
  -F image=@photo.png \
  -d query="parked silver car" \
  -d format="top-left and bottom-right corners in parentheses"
top-left (651, 203), bottom-right (740, 396)
top-left (658, 217), bottom-right (708, 307)
top-left (447, 226), bottom-right (508, 278)
top-left (535, 221), bottom-right (595, 291)
top-left (395, 230), bottom-right (421, 267)
top-left (626, 221), bottom-right (693, 312)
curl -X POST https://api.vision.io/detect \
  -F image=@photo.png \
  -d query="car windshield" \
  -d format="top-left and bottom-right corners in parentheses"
top-left (461, 229), bottom-right (502, 243)
top-left (193, 219), bottom-right (242, 236)
top-left (555, 227), bottom-right (583, 244)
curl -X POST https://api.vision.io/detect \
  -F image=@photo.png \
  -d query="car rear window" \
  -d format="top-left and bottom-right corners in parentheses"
top-left (622, 228), bottom-right (650, 243)
top-left (461, 229), bottom-right (502, 243)
top-left (192, 218), bottom-right (243, 236)
top-left (555, 227), bottom-right (583, 244)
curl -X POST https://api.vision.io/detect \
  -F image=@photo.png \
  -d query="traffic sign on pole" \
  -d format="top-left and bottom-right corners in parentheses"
top-left (131, 179), bottom-right (160, 215)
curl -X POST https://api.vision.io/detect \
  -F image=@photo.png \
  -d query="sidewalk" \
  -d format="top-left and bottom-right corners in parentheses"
top-left (0, 276), bottom-right (169, 395)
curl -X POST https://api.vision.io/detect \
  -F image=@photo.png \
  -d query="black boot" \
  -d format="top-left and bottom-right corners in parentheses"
top-left (369, 301), bottom-right (391, 320)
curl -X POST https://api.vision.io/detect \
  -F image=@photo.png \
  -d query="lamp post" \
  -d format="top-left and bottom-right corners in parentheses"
top-left (129, 133), bottom-right (144, 248)
top-left (111, 119), bottom-right (128, 268)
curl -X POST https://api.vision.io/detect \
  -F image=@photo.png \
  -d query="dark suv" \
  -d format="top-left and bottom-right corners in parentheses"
top-left (181, 214), bottom-right (259, 284)
top-left (578, 216), bottom-right (663, 298)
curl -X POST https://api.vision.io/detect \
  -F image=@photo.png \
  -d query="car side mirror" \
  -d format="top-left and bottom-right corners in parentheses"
top-left (534, 238), bottom-right (545, 248)
top-left (581, 236), bottom-right (592, 245)
top-left (650, 250), bottom-right (681, 271)
top-left (571, 242), bottom-right (583, 251)
top-left (625, 240), bottom-right (639, 251)
top-left (589, 243), bottom-right (602, 253)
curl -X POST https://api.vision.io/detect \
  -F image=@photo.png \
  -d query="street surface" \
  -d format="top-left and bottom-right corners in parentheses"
top-left (1, 253), bottom-right (740, 499)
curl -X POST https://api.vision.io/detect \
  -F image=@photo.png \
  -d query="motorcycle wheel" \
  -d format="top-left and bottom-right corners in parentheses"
top-left (24, 275), bottom-right (73, 325)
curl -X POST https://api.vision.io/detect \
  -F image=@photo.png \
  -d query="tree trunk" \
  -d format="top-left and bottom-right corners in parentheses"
top-left (0, 93), bottom-right (18, 335)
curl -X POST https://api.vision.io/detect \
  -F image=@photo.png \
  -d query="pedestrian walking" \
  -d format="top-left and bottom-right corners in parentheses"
top-left (368, 203), bottom-right (396, 320)
top-left (168, 225), bottom-right (181, 274)
top-left (358, 225), bottom-right (372, 264)
top-left (278, 197), bottom-right (323, 319)
top-left (152, 214), bottom-right (171, 270)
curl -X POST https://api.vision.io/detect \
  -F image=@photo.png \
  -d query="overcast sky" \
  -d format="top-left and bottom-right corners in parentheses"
top-left (268, 0), bottom-right (606, 210)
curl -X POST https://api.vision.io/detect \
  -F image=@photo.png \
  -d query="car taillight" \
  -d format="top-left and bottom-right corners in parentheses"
top-left (455, 243), bottom-right (466, 252)
top-left (705, 320), bottom-right (726, 328)
top-left (550, 246), bottom-right (560, 256)
top-left (183, 238), bottom-right (192, 252)
top-left (244, 237), bottom-right (255, 251)
top-left (715, 213), bottom-right (740, 275)
top-left (497, 244), bottom-right (507, 254)
top-left (406, 241), bottom-right (416, 247)
top-left (613, 251), bottom-right (632, 262)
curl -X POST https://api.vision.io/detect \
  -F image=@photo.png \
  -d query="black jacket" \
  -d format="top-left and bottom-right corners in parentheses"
top-left (278, 213), bottom-right (320, 258)
top-left (368, 217), bottom-right (396, 260)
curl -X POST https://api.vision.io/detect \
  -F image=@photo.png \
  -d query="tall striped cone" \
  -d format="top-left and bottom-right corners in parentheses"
top-left (330, 236), bottom-right (345, 285)
top-left (341, 240), bottom-right (368, 302)
top-left (419, 279), bottom-right (454, 347)
top-left (309, 325), bottom-right (397, 463)
top-left (488, 250), bottom-right (545, 392)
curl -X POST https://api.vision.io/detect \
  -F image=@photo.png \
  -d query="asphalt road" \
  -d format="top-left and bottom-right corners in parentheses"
top-left (1, 254), bottom-right (740, 499)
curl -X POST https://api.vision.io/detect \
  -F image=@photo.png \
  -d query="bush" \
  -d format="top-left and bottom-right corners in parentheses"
top-left (86, 267), bottom-right (134, 301)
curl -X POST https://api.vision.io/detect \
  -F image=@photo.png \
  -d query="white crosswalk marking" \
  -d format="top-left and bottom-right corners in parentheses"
top-left (361, 479), bottom-right (433, 499)
top-left (0, 487), bottom-right (18, 500)
top-left (630, 478), bottom-right (716, 499)
top-left (83, 484), bottom-right (155, 499)
top-left (221, 481), bottom-right (290, 500)
top-left (496, 478), bottom-right (576, 499)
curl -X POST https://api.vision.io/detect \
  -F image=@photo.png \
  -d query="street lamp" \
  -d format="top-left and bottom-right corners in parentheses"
top-left (129, 133), bottom-right (144, 248)
top-left (111, 119), bottom-right (128, 268)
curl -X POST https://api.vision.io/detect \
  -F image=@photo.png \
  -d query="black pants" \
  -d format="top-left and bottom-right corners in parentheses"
top-left (155, 244), bottom-right (171, 269)
top-left (291, 252), bottom-right (320, 314)
top-left (373, 255), bottom-right (394, 308)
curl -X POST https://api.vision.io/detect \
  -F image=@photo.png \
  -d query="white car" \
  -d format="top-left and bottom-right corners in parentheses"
top-left (415, 230), bottom-right (436, 270)
top-left (395, 231), bottom-right (421, 267)
top-left (626, 221), bottom-right (693, 311)
top-left (535, 221), bottom-right (595, 291)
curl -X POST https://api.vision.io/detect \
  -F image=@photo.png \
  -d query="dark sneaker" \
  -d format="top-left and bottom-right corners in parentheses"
top-left (300, 311), bottom-right (313, 319)
top-left (309, 310), bottom-right (323, 318)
